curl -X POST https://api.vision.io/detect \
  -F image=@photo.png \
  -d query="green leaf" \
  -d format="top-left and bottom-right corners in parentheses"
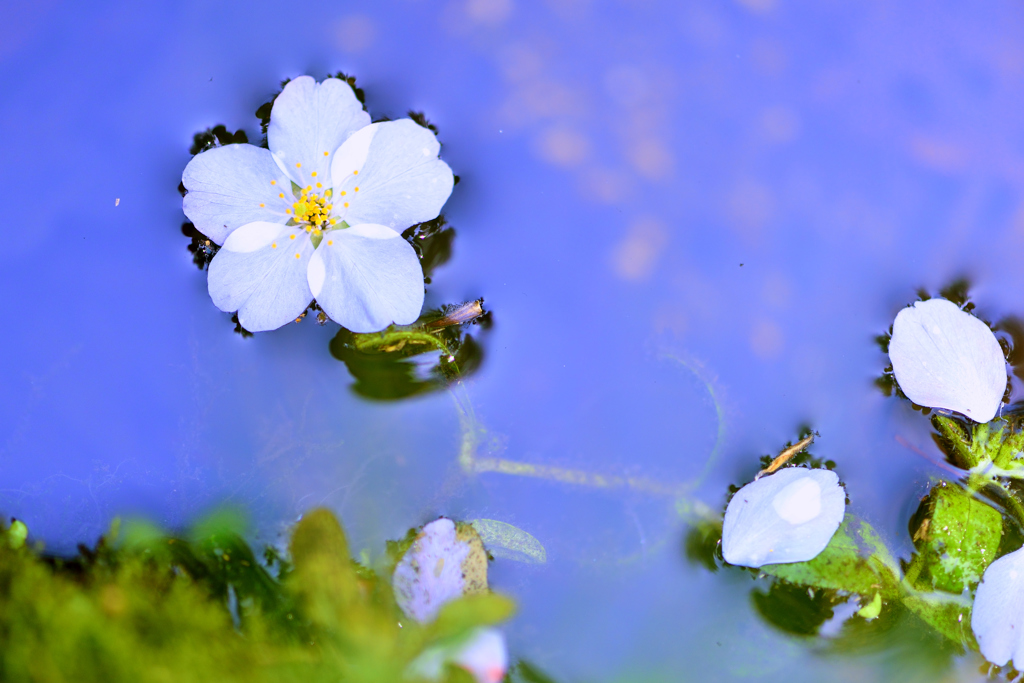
top-left (428, 593), bottom-right (515, 643)
top-left (901, 590), bottom-right (975, 647)
top-left (761, 517), bottom-right (897, 596)
top-left (907, 481), bottom-right (1002, 593)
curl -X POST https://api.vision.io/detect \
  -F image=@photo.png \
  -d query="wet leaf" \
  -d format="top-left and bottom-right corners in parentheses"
top-left (907, 482), bottom-right (1002, 593)
top-left (762, 517), bottom-right (898, 597)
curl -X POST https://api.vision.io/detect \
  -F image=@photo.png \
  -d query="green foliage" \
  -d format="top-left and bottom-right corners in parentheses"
top-left (762, 517), bottom-right (900, 597)
top-left (0, 511), bottom-right (512, 683)
top-left (906, 482), bottom-right (1003, 593)
top-left (932, 414), bottom-right (1024, 471)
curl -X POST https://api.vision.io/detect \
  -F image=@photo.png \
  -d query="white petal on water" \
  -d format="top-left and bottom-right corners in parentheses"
top-left (307, 223), bottom-right (424, 333)
top-left (207, 222), bottom-right (313, 332)
top-left (971, 546), bottom-right (1024, 669)
top-left (408, 628), bottom-right (508, 683)
top-left (267, 75), bottom-right (370, 183)
top-left (889, 298), bottom-right (1006, 423)
top-left (182, 145), bottom-right (289, 245)
top-left (392, 519), bottom-right (473, 624)
top-left (721, 468), bottom-right (845, 568)
top-left (330, 119), bottom-right (454, 231)
top-left (452, 629), bottom-right (509, 683)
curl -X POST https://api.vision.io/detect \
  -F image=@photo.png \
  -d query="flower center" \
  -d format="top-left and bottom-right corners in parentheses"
top-left (291, 184), bottom-right (336, 233)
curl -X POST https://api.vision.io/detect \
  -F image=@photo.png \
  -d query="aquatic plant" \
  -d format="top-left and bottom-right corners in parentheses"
top-left (181, 75), bottom-right (454, 333)
top-left (0, 510), bottom-right (513, 682)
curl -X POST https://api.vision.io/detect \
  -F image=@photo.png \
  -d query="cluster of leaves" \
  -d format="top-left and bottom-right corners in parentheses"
top-left (0, 509), bottom-right (513, 683)
top-left (687, 428), bottom-right (1024, 668)
top-left (331, 300), bottom-right (491, 400)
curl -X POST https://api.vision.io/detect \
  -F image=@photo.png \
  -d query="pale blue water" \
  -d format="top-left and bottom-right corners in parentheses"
top-left (2, 1), bottom-right (1024, 679)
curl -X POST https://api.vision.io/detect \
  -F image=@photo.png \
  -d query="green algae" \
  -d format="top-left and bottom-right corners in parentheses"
top-left (0, 511), bottom-right (511, 683)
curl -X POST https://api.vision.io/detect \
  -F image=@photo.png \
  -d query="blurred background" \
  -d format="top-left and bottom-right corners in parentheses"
top-left (2, 1), bottom-right (1023, 679)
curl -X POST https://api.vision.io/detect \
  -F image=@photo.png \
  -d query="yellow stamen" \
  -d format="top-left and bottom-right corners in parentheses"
top-left (271, 242), bottom-right (277, 248)
top-left (296, 163), bottom-right (301, 168)
top-left (311, 171), bottom-right (317, 178)
top-left (279, 192), bottom-right (285, 198)
top-left (354, 187), bottom-right (359, 192)
top-left (289, 234), bottom-right (295, 240)
top-left (324, 151), bottom-right (329, 156)
top-left (353, 170), bottom-right (358, 175)
top-left (271, 180), bottom-right (276, 185)
top-left (316, 182), bottom-right (322, 188)
top-left (295, 253), bottom-right (301, 258)
top-left (286, 208), bottom-right (292, 214)
top-left (343, 202), bottom-right (349, 207)
top-left (328, 240), bottom-right (333, 245)
top-left (341, 191), bottom-right (346, 196)
top-left (259, 203), bottom-right (264, 207)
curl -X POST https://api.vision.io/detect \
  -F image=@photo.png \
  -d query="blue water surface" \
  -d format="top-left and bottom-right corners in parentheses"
top-left (3, 0), bottom-right (1024, 679)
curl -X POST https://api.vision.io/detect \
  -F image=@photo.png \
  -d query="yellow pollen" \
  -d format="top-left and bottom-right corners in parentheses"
top-left (311, 171), bottom-right (317, 177)
top-left (316, 182), bottom-right (322, 188)
top-left (327, 240), bottom-right (333, 245)
top-left (354, 187), bottom-right (359, 192)
top-left (343, 202), bottom-right (349, 207)
top-left (271, 242), bottom-right (277, 248)
top-left (259, 203), bottom-right (264, 207)
top-left (353, 170), bottom-right (358, 175)
top-left (279, 192), bottom-right (284, 198)
top-left (270, 180), bottom-right (276, 185)
top-left (289, 234), bottom-right (295, 240)
top-left (324, 151), bottom-right (329, 156)
top-left (325, 189), bottom-right (332, 196)
top-left (305, 185), bottom-right (311, 192)
top-left (295, 253), bottom-right (300, 259)
top-left (286, 208), bottom-right (292, 214)
top-left (340, 191), bottom-right (346, 196)
top-left (296, 163), bottom-right (301, 168)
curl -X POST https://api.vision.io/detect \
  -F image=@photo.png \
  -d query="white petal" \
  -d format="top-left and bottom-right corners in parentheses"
top-left (889, 298), bottom-right (1006, 422)
top-left (452, 629), bottom-right (509, 683)
top-left (721, 468), bottom-right (846, 568)
top-left (268, 76), bottom-right (370, 184)
top-left (407, 628), bottom-right (508, 683)
top-left (207, 222), bottom-right (314, 332)
top-left (330, 119), bottom-right (454, 231)
top-left (392, 519), bottom-right (472, 623)
top-left (182, 145), bottom-right (290, 245)
top-left (972, 546), bottom-right (1024, 669)
top-left (308, 224), bottom-right (424, 333)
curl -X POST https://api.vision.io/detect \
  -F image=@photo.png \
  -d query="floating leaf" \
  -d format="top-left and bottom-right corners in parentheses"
top-left (762, 517), bottom-right (897, 596)
top-left (722, 468), bottom-right (846, 568)
top-left (889, 298), bottom-right (1006, 423)
top-left (470, 519), bottom-right (547, 564)
top-left (907, 481), bottom-right (1002, 593)
top-left (393, 518), bottom-right (489, 623)
top-left (971, 545), bottom-right (1024, 668)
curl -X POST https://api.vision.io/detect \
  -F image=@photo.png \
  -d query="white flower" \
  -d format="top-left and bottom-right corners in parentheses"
top-left (888, 298), bottom-right (1006, 423)
top-left (971, 546), bottom-right (1024, 668)
top-left (392, 518), bottom-right (488, 623)
top-left (721, 467), bottom-right (846, 568)
top-left (409, 628), bottom-right (509, 683)
top-left (181, 76), bottom-right (454, 332)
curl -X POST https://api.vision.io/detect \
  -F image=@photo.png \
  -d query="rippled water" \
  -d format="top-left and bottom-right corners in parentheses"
top-left (4, 1), bottom-right (1024, 680)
